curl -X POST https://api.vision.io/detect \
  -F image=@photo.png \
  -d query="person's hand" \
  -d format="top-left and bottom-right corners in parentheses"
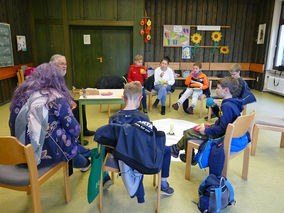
top-left (199, 127), bottom-right (205, 135)
top-left (71, 100), bottom-right (77, 110)
top-left (160, 72), bottom-right (165, 77)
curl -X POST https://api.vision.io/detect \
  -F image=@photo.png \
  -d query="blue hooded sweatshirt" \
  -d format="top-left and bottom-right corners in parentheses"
top-left (205, 98), bottom-right (244, 138)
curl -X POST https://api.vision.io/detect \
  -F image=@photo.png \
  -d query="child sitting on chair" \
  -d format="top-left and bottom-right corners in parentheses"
top-left (172, 62), bottom-right (208, 114)
top-left (127, 54), bottom-right (148, 114)
top-left (103, 81), bottom-right (174, 196)
top-left (171, 77), bottom-right (243, 163)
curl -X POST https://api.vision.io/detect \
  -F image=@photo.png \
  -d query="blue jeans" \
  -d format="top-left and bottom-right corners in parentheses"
top-left (154, 84), bottom-right (171, 106)
top-left (73, 144), bottom-right (91, 168)
top-left (161, 146), bottom-right (171, 178)
top-left (142, 87), bottom-right (147, 110)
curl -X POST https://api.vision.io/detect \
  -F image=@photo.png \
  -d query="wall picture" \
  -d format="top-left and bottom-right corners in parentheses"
top-left (16, 35), bottom-right (27, 52)
top-left (257, 24), bottom-right (266, 44)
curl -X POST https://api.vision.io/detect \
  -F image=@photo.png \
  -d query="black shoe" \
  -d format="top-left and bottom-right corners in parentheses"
top-left (153, 99), bottom-right (159, 108)
top-left (172, 103), bottom-right (179, 111)
top-left (83, 140), bottom-right (89, 146)
top-left (180, 154), bottom-right (186, 163)
top-left (186, 106), bottom-right (194, 114)
top-left (161, 106), bottom-right (165, 115)
top-left (84, 130), bottom-right (95, 136)
top-left (143, 108), bottom-right (148, 114)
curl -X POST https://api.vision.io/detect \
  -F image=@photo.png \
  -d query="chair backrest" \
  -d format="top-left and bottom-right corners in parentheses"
top-left (0, 136), bottom-right (29, 165)
top-left (223, 111), bottom-right (256, 154)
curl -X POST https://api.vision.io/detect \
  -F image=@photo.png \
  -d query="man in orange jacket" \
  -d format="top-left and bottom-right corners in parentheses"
top-left (172, 62), bottom-right (208, 114)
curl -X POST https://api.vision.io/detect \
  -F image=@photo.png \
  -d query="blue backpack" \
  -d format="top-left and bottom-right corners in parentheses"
top-left (198, 174), bottom-right (235, 213)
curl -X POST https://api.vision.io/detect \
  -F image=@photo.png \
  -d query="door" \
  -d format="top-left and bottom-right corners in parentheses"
top-left (70, 26), bottom-right (133, 88)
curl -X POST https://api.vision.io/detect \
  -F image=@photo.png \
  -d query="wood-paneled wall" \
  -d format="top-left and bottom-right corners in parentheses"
top-left (0, 0), bottom-right (34, 104)
top-left (144, 0), bottom-right (275, 90)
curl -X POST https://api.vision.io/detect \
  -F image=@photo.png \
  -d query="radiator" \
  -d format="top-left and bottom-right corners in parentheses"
top-left (267, 76), bottom-right (284, 95)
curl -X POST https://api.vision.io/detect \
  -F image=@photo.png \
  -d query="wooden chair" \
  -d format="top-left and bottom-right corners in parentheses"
top-left (185, 111), bottom-right (256, 181)
top-left (16, 69), bottom-right (25, 85)
top-left (147, 89), bottom-right (172, 112)
top-left (0, 136), bottom-right (71, 213)
top-left (251, 116), bottom-right (284, 155)
top-left (98, 152), bottom-right (161, 213)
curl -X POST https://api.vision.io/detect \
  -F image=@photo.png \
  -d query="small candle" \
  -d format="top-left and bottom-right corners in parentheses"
top-left (169, 122), bottom-right (174, 134)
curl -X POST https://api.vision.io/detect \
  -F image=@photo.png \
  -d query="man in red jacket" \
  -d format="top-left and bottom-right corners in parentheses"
top-left (127, 54), bottom-right (148, 114)
top-left (172, 62), bottom-right (208, 114)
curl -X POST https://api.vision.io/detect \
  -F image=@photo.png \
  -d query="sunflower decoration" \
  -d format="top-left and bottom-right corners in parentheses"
top-left (220, 46), bottom-right (229, 54)
top-left (191, 33), bottom-right (202, 56)
top-left (211, 31), bottom-right (222, 55)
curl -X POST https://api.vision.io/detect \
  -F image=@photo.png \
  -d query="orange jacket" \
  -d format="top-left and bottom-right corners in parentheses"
top-left (185, 72), bottom-right (208, 90)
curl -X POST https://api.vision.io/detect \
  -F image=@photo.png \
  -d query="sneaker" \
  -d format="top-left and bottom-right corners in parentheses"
top-left (83, 130), bottom-right (95, 136)
top-left (160, 182), bottom-right (174, 196)
top-left (179, 153), bottom-right (186, 163)
top-left (80, 160), bottom-right (91, 172)
top-left (186, 106), bottom-right (194, 114)
top-left (161, 106), bottom-right (165, 115)
top-left (172, 103), bottom-right (179, 111)
top-left (170, 145), bottom-right (179, 158)
top-left (103, 174), bottom-right (114, 190)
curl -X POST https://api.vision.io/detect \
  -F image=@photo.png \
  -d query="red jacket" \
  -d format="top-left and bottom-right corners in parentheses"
top-left (185, 72), bottom-right (208, 90)
top-left (127, 65), bottom-right (147, 85)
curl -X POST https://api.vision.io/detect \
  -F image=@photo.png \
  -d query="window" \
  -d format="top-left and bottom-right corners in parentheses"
top-left (274, 2), bottom-right (284, 70)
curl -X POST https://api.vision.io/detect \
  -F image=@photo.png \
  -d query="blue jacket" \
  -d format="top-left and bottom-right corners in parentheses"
top-left (205, 98), bottom-right (243, 138)
top-left (235, 78), bottom-right (256, 105)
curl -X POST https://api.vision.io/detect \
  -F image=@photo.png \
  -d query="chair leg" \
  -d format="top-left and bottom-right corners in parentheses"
top-left (156, 171), bottom-right (161, 213)
top-left (185, 143), bottom-right (193, 180)
top-left (280, 132), bottom-right (284, 148)
top-left (208, 107), bottom-right (212, 122)
top-left (168, 93), bottom-right (172, 112)
top-left (222, 154), bottom-right (229, 178)
top-left (242, 144), bottom-right (250, 180)
top-left (199, 98), bottom-right (204, 118)
top-left (98, 164), bottom-right (104, 212)
top-left (153, 174), bottom-right (156, 187)
top-left (111, 172), bottom-right (115, 184)
top-left (251, 125), bottom-right (259, 156)
top-left (63, 162), bottom-right (71, 203)
top-left (30, 180), bottom-right (41, 213)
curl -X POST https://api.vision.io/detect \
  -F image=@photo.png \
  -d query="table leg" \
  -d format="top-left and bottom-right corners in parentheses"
top-left (79, 101), bottom-right (84, 143)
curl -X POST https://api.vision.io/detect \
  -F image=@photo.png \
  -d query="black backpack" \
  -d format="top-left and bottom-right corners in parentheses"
top-left (198, 174), bottom-right (235, 213)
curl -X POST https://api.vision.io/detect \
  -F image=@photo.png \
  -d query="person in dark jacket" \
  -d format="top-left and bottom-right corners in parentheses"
top-left (171, 77), bottom-right (243, 162)
top-left (104, 81), bottom-right (174, 199)
top-left (206, 63), bottom-right (256, 120)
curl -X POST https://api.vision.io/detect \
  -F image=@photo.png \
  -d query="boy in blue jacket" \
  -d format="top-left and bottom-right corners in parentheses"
top-left (171, 77), bottom-right (243, 162)
top-left (104, 81), bottom-right (174, 198)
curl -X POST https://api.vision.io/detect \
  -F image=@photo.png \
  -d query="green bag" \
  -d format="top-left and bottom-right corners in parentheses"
top-left (87, 145), bottom-right (105, 204)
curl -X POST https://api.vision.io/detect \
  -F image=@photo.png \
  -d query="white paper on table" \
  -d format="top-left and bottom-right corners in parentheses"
top-left (153, 118), bottom-right (197, 162)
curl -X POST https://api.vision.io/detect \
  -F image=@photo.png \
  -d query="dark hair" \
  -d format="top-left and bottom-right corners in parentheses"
top-left (217, 77), bottom-right (239, 96)
top-left (10, 63), bottom-right (72, 110)
top-left (160, 56), bottom-right (171, 64)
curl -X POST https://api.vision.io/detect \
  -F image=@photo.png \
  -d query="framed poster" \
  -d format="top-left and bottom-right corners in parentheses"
top-left (257, 24), bottom-right (266, 44)
top-left (16, 35), bottom-right (27, 52)
top-left (182, 46), bottom-right (191, 59)
top-left (163, 25), bottom-right (190, 47)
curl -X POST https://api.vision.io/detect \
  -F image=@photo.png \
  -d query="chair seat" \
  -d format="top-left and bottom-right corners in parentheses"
top-left (0, 163), bottom-right (57, 187)
top-left (255, 116), bottom-right (284, 128)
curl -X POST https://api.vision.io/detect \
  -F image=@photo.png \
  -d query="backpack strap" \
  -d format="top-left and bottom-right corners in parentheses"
top-left (214, 187), bottom-right (222, 213)
top-left (225, 180), bottom-right (235, 203)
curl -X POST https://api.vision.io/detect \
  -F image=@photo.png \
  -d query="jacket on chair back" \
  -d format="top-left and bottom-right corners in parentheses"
top-left (94, 121), bottom-right (166, 174)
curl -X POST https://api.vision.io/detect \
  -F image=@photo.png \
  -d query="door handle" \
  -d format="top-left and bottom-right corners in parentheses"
top-left (96, 57), bottom-right (103, 63)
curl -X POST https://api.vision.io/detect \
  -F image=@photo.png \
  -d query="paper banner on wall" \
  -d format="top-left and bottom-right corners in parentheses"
top-left (163, 25), bottom-right (190, 47)
top-left (16, 35), bottom-right (27, 52)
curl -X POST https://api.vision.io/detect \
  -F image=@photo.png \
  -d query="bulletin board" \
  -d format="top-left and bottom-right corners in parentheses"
top-left (0, 23), bottom-right (14, 68)
top-left (163, 25), bottom-right (190, 47)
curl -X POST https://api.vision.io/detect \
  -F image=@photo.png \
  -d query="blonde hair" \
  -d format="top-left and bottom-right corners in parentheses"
top-left (123, 81), bottom-right (142, 101)
top-left (193, 62), bottom-right (202, 69)
top-left (134, 54), bottom-right (143, 62)
top-left (230, 64), bottom-right (241, 73)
